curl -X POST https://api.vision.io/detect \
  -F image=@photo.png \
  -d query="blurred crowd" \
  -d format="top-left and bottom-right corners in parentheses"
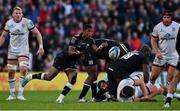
top-left (0, 0), bottom-right (179, 71)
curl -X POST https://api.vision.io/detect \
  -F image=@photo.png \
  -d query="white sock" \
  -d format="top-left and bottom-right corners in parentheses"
top-left (59, 94), bottom-right (65, 100)
top-left (173, 93), bottom-right (180, 99)
top-left (8, 79), bottom-right (16, 96)
top-left (41, 73), bottom-right (45, 79)
top-left (18, 77), bottom-right (25, 96)
top-left (167, 93), bottom-right (173, 99)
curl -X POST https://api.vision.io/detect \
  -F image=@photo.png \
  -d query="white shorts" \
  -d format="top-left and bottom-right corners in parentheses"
top-left (8, 52), bottom-right (29, 60)
top-left (153, 56), bottom-right (179, 67)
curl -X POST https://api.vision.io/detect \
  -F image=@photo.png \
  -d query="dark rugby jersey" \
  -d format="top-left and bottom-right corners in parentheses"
top-left (95, 39), bottom-right (129, 60)
top-left (107, 51), bottom-right (149, 80)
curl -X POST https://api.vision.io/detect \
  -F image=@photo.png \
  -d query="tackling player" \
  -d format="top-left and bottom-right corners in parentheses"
top-left (107, 45), bottom-right (151, 98)
top-left (78, 38), bottom-right (129, 102)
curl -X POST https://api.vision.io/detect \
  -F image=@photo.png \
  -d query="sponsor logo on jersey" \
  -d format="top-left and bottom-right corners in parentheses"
top-left (161, 33), bottom-right (175, 40)
top-left (10, 29), bottom-right (24, 35)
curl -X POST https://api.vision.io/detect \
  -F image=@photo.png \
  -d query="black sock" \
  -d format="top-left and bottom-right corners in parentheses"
top-left (61, 83), bottom-right (72, 96)
top-left (91, 81), bottom-right (97, 98)
top-left (32, 73), bottom-right (43, 79)
top-left (79, 84), bottom-right (91, 99)
top-left (165, 97), bottom-right (172, 104)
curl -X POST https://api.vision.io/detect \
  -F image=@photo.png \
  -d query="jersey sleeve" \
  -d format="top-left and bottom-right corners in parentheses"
top-left (69, 37), bottom-right (78, 46)
top-left (151, 25), bottom-right (158, 38)
top-left (90, 38), bottom-right (96, 46)
top-left (27, 19), bottom-right (35, 30)
top-left (4, 21), bottom-right (9, 32)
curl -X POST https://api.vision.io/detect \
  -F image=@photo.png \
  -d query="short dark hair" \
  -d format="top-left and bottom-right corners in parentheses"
top-left (121, 86), bottom-right (134, 98)
top-left (162, 10), bottom-right (172, 17)
top-left (140, 45), bottom-right (151, 57)
top-left (83, 24), bottom-right (92, 30)
top-left (98, 80), bottom-right (106, 89)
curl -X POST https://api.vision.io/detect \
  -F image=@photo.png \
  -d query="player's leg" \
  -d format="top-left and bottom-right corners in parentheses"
top-left (150, 64), bottom-right (164, 84)
top-left (164, 61), bottom-right (180, 108)
top-left (22, 53), bottom-right (63, 87)
top-left (6, 59), bottom-right (18, 100)
top-left (78, 65), bottom-right (98, 102)
top-left (167, 65), bottom-right (176, 82)
top-left (33, 67), bottom-right (60, 80)
top-left (88, 65), bottom-right (98, 101)
top-left (56, 68), bottom-right (77, 103)
top-left (22, 66), bottom-right (60, 87)
top-left (17, 56), bottom-right (29, 100)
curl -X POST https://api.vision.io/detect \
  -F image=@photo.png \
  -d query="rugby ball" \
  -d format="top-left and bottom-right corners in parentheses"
top-left (108, 46), bottom-right (120, 60)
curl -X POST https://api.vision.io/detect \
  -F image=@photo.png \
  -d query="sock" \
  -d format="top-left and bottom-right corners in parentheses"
top-left (91, 81), bottom-right (97, 98)
top-left (8, 79), bottom-right (16, 96)
top-left (18, 76), bottom-right (25, 96)
top-left (32, 73), bottom-right (45, 80)
top-left (79, 83), bottom-right (91, 99)
top-left (61, 82), bottom-right (73, 96)
top-left (58, 94), bottom-right (65, 101)
top-left (165, 93), bottom-right (173, 103)
top-left (173, 93), bottom-right (180, 99)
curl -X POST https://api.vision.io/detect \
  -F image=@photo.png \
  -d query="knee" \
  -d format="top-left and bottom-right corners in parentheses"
top-left (46, 75), bottom-right (54, 81)
top-left (19, 66), bottom-right (28, 74)
top-left (173, 72), bottom-right (180, 82)
top-left (19, 61), bottom-right (28, 74)
top-left (7, 64), bottom-right (17, 71)
top-left (89, 73), bottom-right (97, 81)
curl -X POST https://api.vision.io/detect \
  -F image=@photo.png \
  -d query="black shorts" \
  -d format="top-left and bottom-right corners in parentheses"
top-left (82, 53), bottom-right (97, 66)
top-left (53, 52), bottom-right (77, 70)
top-left (177, 60), bottom-right (180, 71)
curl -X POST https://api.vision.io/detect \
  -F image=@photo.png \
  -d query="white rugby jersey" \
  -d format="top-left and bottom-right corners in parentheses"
top-left (4, 17), bottom-right (35, 54)
top-left (152, 21), bottom-right (180, 57)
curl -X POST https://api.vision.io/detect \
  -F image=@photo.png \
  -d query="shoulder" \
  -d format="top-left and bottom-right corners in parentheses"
top-left (6, 18), bottom-right (13, 25)
top-left (22, 17), bottom-right (30, 22)
top-left (172, 21), bottom-right (180, 27)
top-left (73, 33), bottom-right (81, 40)
top-left (154, 22), bottom-right (163, 29)
top-left (23, 18), bottom-right (31, 22)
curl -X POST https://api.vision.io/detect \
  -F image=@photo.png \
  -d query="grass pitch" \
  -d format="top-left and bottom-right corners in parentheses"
top-left (0, 90), bottom-right (180, 110)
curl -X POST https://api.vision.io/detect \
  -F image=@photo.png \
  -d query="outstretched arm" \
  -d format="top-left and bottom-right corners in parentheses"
top-left (134, 76), bottom-right (148, 98)
top-left (91, 42), bottom-right (108, 53)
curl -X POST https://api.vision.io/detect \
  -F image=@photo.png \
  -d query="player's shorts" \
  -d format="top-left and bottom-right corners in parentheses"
top-left (82, 53), bottom-right (97, 66)
top-left (8, 51), bottom-right (29, 60)
top-left (153, 55), bottom-right (179, 67)
top-left (53, 52), bottom-right (77, 70)
top-left (176, 60), bottom-right (180, 71)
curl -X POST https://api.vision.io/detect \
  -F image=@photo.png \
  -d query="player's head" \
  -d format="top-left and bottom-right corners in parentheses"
top-left (98, 80), bottom-right (108, 91)
top-left (161, 10), bottom-right (173, 26)
top-left (82, 24), bottom-right (94, 38)
top-left (119, 86), bottom-right (135, 98)
top-left (12, 6), bottom-right (23, 22)
top-left (140, 45), bottom-right (151, 57)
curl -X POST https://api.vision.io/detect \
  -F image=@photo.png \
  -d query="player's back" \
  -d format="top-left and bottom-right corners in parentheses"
top-left (108, 51), bottom-right (148, 79)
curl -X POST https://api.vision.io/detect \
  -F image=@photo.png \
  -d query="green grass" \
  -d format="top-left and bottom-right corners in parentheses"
top-left (0, 90), bottom-right (180, 110)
